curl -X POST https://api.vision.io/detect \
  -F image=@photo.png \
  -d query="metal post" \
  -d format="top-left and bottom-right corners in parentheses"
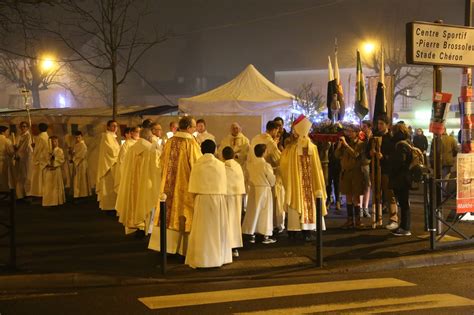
top-left (423, 175), bottom-right (429, 232)
top-left (159, 201), bottom-right (167, 275)
top-left (465, 0), bottom-right (472, 27)
top-left (9, 189), bottom-right (16, 269)
top-left (432, 40), bottom-right (443, 235)
top-left (316, 197), bottom-right (323, 268)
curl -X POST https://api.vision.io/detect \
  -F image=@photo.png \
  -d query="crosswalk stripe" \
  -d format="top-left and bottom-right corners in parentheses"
top-left (236, 293), bottom-right (474, 314)
top-left (138, 278), bottom-right (415, 310)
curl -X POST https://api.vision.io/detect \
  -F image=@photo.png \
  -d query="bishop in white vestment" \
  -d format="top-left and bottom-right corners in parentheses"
top-left (96, 120), bottom-right (120, 211)
top-left (280, 116), bottom-right (327, 239)
top-left (185, 140), bottom-right (232, 268)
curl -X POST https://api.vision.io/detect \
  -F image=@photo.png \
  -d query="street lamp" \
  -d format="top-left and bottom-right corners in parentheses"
top-left (40, 56), bottom-right (55, 72)
top-left (362, 41), bottom-right (376, 55)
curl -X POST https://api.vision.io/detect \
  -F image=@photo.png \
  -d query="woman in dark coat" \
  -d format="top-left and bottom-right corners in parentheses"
top-left (389, 123), bottom-right (413, 236)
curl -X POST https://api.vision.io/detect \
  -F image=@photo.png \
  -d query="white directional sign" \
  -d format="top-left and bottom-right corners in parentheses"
top-left (406, 21), bottom-right (474, 67)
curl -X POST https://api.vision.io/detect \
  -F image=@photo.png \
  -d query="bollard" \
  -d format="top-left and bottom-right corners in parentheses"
top-left (429, 177), bottom-right (436, 250)
top-left (159, 201), bottom-right (167, 275)
top-left (423, 175), bottom-right (429, 232)
top-left (316, 197), bottom-right (323, 268)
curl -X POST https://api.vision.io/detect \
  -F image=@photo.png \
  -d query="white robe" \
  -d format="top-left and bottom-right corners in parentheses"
top-left (224, 159), bottom-right (246, 249)
top-left (185, 154), bottom-right (232, 269)
top-left (42, 147), bottom-right (65, 206)
top-left (116, 139), bottom-right (161, 234)
top-left (29, 132), bottom-right (49, 197)
top-left (218, 132), bottom-right (250, 167)
top-left (248, 133), bottom-right (285, 230)
top-left (72, 141), bottom-right (91, 198)
top-left (96, 131), bottom-right (120, 210)
top-left (84, 134), bottom-right (100, 190)
top-left (114, 139), bottom-right (136, 193)
top-left (0, 135), bottom-right (14, 192)
top-left (14, 131), bottom-right (32, 198)
top-left (196, 131), bottom-right (215, 145)
top-left (241, 158), bottom-right (276, 236)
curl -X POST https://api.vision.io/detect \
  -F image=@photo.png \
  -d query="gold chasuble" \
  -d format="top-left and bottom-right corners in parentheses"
top-left (157, 131), bottom-right (202, 233)
top-left (280, 116), bottom-right (327, 230)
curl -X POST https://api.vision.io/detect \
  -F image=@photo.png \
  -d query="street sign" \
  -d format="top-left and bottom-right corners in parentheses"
top-left (406, 21), bottom-right (474, 67)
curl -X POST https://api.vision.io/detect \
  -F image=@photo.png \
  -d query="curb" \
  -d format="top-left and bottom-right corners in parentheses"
top-left (1, 249), bottom-right (474, 291)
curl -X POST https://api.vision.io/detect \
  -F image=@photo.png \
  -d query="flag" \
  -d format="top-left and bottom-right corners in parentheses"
top-left (372, 48), bottom-right (387, 125)
top-left (355, 50), bottom-right (369, 119)
top-left (327, 56), bottom-right (338, 120)
top-left (334, 47), bottom-right (345, 120)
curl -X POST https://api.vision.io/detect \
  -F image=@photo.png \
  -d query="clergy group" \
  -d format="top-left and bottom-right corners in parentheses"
top-left (0, 114), bottom-right (328, 269)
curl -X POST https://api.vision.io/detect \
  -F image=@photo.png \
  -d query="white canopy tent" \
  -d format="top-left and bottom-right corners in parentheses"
top-left (179, 64), bottom-right (295, 127)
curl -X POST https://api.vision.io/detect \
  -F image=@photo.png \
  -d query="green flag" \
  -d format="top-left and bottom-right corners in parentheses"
top-left (355, 50), bottom-right (369, 119)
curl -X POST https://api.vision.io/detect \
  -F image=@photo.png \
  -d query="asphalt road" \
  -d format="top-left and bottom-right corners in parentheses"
top-left (1, 262), bottom-right (473, 315)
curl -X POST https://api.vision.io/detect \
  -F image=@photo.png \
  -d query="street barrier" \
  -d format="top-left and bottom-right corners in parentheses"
top-left (423, 174), bottom-right (474, 250)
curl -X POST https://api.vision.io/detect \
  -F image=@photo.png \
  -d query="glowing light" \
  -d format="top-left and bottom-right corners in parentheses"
top-left (415, 110), bottom-right (431, 126)
top-left (41, 56), bottom-right (55, 72)
top-left (58, 95), bottom-right (66, 108)
top-left (363, 42), bottom-right (376, 55)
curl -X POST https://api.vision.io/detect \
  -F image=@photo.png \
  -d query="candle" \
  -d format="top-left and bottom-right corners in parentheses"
top-left (48, 138), bottom-right (52, 153)
top-left (12, 132), bottom-right (16, 146)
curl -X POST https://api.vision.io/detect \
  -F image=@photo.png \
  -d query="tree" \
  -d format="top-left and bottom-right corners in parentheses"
top-left (50, 0), bottom-right (167, 119)
top-left (363, 20), bottom-right (430, 106)
top-left (291, 83), bottom-right (326, 123)
top-left (0, 1), bottom-right (64, 108)
top-left (0, 54), bottom-right (64, 108)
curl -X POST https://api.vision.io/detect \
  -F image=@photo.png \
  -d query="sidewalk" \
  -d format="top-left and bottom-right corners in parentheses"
top-left (1, 191), bottom-right (473, 290)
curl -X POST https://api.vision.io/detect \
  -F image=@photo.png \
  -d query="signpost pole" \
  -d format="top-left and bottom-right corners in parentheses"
top-left (433, 20), bottom-right (444, 236)
top-left (465, 0), bottom-right (472, 27)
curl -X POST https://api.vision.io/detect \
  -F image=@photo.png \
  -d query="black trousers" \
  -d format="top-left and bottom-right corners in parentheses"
top-left (393, 187), bottom-right (411, 231)
top-left (327, 167), bottom-right (340, 203)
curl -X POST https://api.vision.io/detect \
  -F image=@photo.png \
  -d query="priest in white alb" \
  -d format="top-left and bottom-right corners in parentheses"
top-left (13, 122), bottom-right (32, 199)
top-left (218, 122), bottom-right (250, 167)
top-left (42, 136), bottom-right (66, 207)
top-left (195, 119), bottom-right (215, 145)
top-left (280, 115), bottom-right (327, 241)
top-left (114, 127), bottom-right (138, 193)
top-left (72, 131), bottom-right (91, 199)
top-left (29, 123), bottom-right (50, 197)
top-left (117, 133), bottom-right (161, 235)
top-left (186, 140), bottom-right (232, 268)
top-left (96, 120), bottom-right (120, 212)
top-left (148, 116), bottom-right (202, 256)
top-left (0, 126), bottom-right (14, 192)
top-left (222, 146), bottom-right (246, 257)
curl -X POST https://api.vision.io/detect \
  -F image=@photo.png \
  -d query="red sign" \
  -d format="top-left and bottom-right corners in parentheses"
top-left (429, 92), bottom-right (452, 135)
top-left (457, 153), bottom-right (474, 214)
